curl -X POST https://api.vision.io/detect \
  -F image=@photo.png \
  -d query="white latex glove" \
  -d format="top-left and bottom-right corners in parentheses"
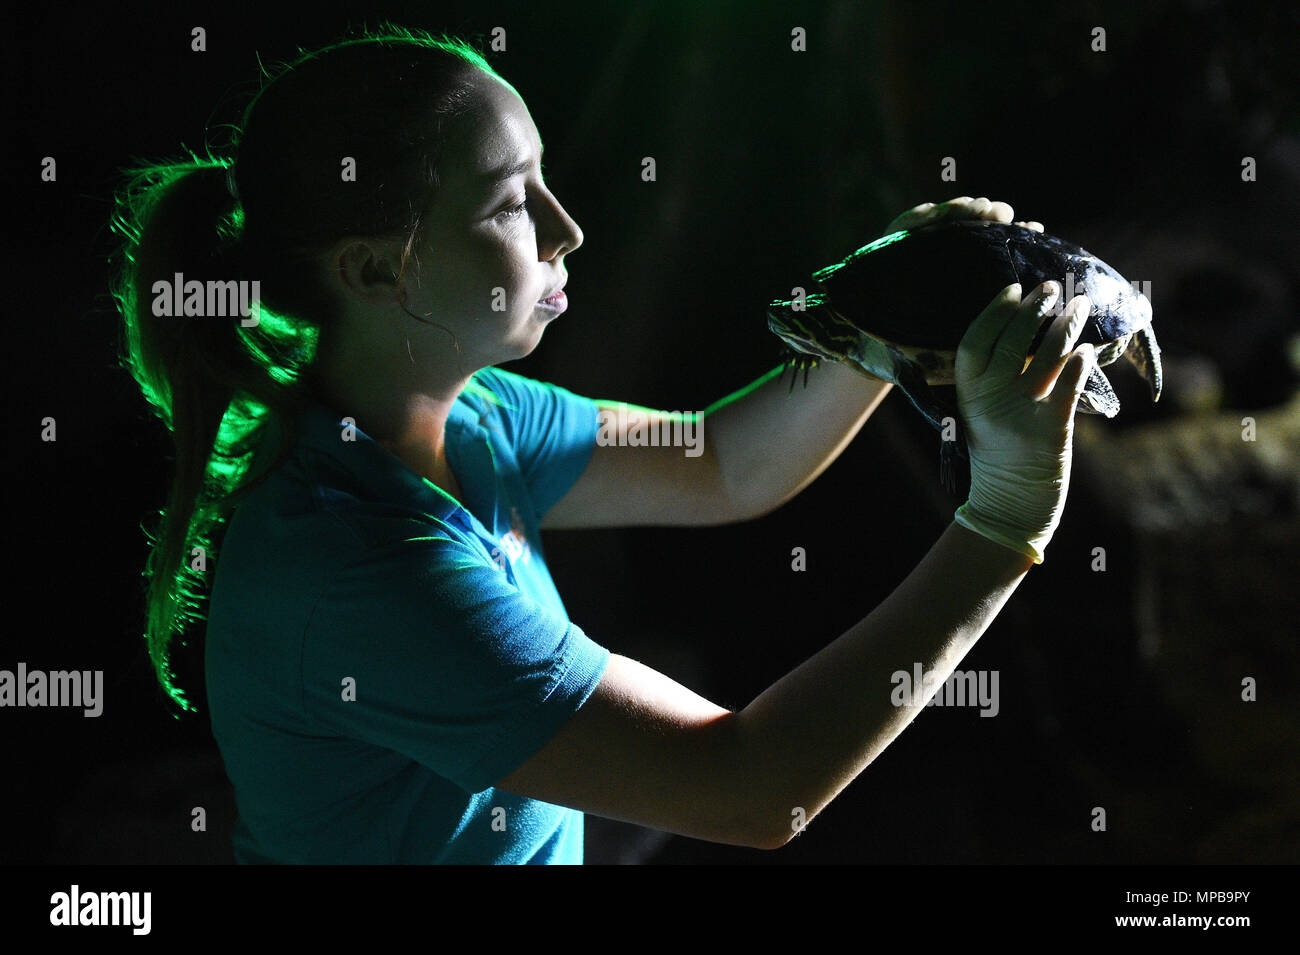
top-left (953, 281), bottom-right (1095, 564)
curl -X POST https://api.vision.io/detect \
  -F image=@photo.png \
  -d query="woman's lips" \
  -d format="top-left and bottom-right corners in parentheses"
top-left (537, 290), bottom-right (568, 312)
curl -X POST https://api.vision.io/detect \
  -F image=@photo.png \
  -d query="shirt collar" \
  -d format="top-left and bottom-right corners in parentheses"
top-left (292, 391), bottom-right (494, 532)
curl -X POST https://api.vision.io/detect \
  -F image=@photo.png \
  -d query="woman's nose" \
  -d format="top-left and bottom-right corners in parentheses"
top-left (541, 193), bottom-right (582, 258)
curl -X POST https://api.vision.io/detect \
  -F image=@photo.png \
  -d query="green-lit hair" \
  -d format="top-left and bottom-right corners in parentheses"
top-left (111, 25), bottom-right (502, 714)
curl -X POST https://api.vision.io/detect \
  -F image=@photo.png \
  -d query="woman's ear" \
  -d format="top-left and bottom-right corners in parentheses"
top-left (362, 259), bottom-right (398, 283)
top-left (327, 238), bottom-right (402, 303)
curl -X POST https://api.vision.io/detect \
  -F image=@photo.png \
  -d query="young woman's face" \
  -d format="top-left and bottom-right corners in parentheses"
top-left (403, 71), bottom-right (583, 369)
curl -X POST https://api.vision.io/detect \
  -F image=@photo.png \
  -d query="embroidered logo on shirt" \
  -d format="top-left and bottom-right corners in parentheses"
top-left (491, 506), bottom-right (532, 571)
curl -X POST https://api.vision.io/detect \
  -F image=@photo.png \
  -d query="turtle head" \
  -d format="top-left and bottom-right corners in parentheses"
top-left (766, 292), bottom-right (862, 365)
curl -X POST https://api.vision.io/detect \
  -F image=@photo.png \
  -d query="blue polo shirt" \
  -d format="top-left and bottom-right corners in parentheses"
top-left (204, 367), bottom-right (610, 864)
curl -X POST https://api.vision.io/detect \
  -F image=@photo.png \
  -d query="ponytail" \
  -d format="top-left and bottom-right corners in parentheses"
top-left (112, 27), bottom-right (499, 714)
top-left (112, 158), bottom-right (314, 714)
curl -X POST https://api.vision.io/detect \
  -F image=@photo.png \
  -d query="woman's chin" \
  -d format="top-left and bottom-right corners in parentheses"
top-left (498, 327), bottom-right (545, 363)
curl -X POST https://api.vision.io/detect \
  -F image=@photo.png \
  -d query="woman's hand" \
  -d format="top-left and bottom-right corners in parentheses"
top-left (951, 281), bottom-right (1095, 564)
top-left (885, 196), bottom-right (1044, 234)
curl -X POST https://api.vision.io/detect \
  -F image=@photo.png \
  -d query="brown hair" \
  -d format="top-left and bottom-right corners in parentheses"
top-left (110, 25), bottom-right (499, 712)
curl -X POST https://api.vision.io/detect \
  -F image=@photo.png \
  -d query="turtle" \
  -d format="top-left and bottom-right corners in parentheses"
top-left (767, 218), bottom-right (1162, 492)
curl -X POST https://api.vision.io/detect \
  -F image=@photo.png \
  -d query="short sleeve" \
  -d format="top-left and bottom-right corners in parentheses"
top-left (301, 532), bottom-right (611, 794)
top-left (473, 367), bottom-right (600, 518)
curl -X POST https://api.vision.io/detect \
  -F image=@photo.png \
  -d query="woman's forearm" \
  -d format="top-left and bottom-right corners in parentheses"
top-left (704, 360), bottom-right (892, 519)
top-left (732, 521), bottom-right (1034, 847)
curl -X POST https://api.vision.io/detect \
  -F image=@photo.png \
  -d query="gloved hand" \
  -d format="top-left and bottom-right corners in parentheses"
top-left (952, 281), bottom-right (1095, 564)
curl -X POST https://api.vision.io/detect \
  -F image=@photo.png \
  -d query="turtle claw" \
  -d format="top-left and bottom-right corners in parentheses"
top-left (777, 344), bottom-right (800, 394)
top-left (781, 355), bottom-right (818, 392)
top-left (1078, 363), bottom-right (1121, 417)
top-left (1126, 321), bottom-right (1163, 403)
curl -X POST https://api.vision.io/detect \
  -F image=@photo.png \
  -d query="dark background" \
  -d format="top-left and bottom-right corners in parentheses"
top-left (7, 0), bottom-right (1298, 864)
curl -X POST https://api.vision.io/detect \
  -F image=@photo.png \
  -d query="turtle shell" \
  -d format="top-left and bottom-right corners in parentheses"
top-left (819, 219), bottom-right (1148, 347)
top-left (767, 218), bottom-right (1163, 491)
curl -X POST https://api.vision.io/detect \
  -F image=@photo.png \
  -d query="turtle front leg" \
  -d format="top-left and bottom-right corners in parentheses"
top-left (1078, 362), bottom-right (1121, 417)
top-left (1119, 294), bottom-right (1162, 403)
top-left (1125, 323), bottom-right (1163, 403)
top-left (776, 345), bottom-right (820, 393)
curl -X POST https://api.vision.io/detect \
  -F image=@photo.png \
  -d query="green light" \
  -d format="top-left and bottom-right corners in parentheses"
top-left (813, 229), bottom-right (909, 282)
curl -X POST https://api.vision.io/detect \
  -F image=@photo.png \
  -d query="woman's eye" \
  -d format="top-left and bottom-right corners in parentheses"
top-left (497, 199), bottom-right (527, 220)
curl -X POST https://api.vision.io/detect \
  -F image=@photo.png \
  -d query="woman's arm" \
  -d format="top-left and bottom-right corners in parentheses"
top-left (496, 521), bottom-right (1032, 849)
top-left (702, 358), bottom-right (892, 520)
top-left (541, 360), bottom-right (890, 529)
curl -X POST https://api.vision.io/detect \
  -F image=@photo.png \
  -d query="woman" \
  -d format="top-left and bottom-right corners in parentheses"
top-left (113, 27), bottom-right (1095, 863)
